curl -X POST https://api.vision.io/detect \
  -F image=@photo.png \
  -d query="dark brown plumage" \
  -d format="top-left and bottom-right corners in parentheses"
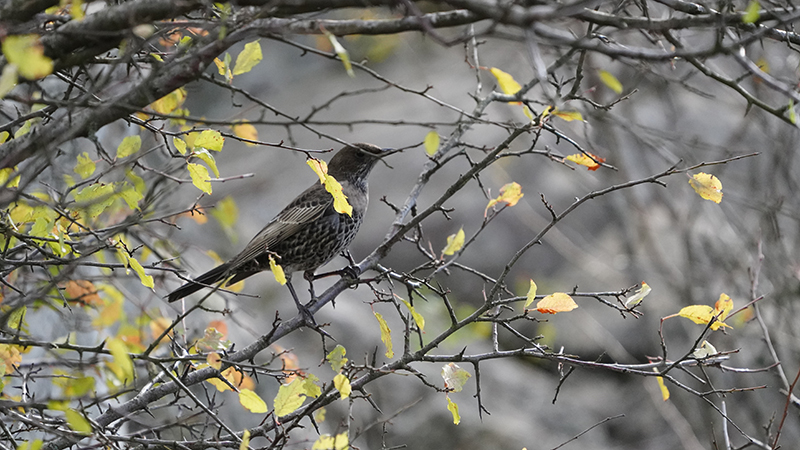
top-left (167, 143), bottom-right (387, 316)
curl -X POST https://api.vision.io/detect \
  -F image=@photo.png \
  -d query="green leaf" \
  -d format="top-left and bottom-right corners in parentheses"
top-left (65, 409), bottom-right (92, 434)
top-left (7, 307), bottom-right (26, 331)
top-left (239, 388), bottom-right (268, 413)
top-left (233, 40), bottom-right (263, 76)
top-left (742, 0), bottom-right (760, 23)
top-left (116, 135), bottom-right (142, 159)
top-left (789, 100), bottom-right (797, 125)
top-left (598, 69), bottom-right (623, 94)
top-left (14, 119), bottom-right (32, 138)
top-left (327, 345), bottom-right (348, 372)
top-left (424, 130), bottom-right (439, 156)
top-left (374, 312), bottom-right (393, 358)
top-left (193, 148), bottom-right (220, 177)
top-left (273, 378), bottom-right (306, 417)
top-left (193, 129), bottom-right (224, 151)
top-left (312, 433), bottom-right (349, 450)
top-left (118, 183), bottom-right (143, 210)
top-left (187, 163), bottom-right (212, 194)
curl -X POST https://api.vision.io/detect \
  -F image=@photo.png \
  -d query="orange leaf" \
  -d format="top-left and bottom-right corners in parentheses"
top-left (64, 280), bottom-right (102, 306)
top-left (485, 182), bottom-right (524, 215)
top-left (536, 292), bottom-right (578, 314)
top-left (566, 153), bottom-right (605, 171)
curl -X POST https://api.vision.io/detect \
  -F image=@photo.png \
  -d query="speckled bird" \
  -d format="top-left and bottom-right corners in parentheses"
top-left (167, 143), bottom-right (387, 318)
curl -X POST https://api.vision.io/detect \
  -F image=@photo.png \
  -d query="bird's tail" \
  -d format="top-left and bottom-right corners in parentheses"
top-left (167, 263), bottom-right (231, 302)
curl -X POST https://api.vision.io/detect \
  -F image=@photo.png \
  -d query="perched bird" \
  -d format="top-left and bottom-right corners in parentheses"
top-left (167, 143), bottom-right (387, 320)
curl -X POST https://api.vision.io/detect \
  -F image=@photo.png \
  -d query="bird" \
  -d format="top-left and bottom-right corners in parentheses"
top-left (167, 143), bottom-right (387, 321)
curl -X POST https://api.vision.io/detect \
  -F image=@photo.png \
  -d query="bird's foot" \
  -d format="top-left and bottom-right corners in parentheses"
top-left (339, 265), bottom-right (361, 282)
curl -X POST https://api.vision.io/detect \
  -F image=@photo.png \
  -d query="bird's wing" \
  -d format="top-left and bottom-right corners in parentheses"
top-left (228, 186), bottom-right (333, 270)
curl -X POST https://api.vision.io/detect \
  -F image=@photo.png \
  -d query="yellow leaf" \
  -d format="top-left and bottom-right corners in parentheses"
top-left (536, 292), bottom-right (578, 314)
top-left (442, 227), bottom-right (465, 256)
top-left (213, 56), bottom-right (232, 82)
top-left (0, 131), bottom-right (9, 143)
top-left (116, 135), bottom-right (142, 159)
top-left (14, 119), bottom-right (33, 138)
top-left (150, 88), bottom-right (186, 115)
top-left (325, 175), bottom-right (352, 216)
top-left (625, 282), bottom-right (651, 307)
top-left (485, 182), bottom-right (524, 214)
top-left (522, 105), bottom-right (534, 121)
top-left (73, 152), bottom-right (96, 179)
top-left (193, 129), bottom-right (224, 151)
top-left (446, 397), bottom-right (461, 425)
top-left (654, 369), bottom-right (670, 400)
top-left (424, 130), bottom-right (440, 156)
top-left (301, 373), bottom-right (322, 398)
top-left (269, 254), bottom-right (286, 285)
top-left (174, 137), bottom-right (187, 155)
top-left (327, 345), bottom-right (348, 372)
top-left (233, 40), bottom-right (263, 76)
top-left (714, 293), bottom-right (733, 322)
top-left (374, 312), bottom-right (393, 358)
top-left (689, 172), bottom-right (723, 203)
top-left (598, 70), bottom-right (623, 94)
top-left (232, 122), bottom-right (258, 145)
top-left (312, 432), bottom-right (349, 450)
top-left (552, 109), bottom-right (584, 122)
top-left (566, 152), bottom-right (605, 171)
top-left (2, 35), bottom-right (53, 80)
top-left (273, 378), bottom-right (306, 417)
top-left (322, 30), bottom-right (354, 77)
top-left (489, 67), bottom-right (522, 97)
top-left (73, 183), bottom-right (116, 218)
top-left (524, 279), bottom-right (538, 308)
top-left (70, 0), bottom-right (85, 19)
top-left (0, 344), bottom-right (22, 372)
top-left (211, 196), bottom-right (239, 228)
top-left (107, 338), bottom-right (134, 384)
top-left (742, 0), bottom-right (760, 23)
top-left (399, 297), bottom-right (425, 332)
top-left (0, 64), bottom-right (17, 97)
top-left (127, 255), bottom-right (154, 289)
top-left (149, 316), bottom-right (172, 341)
top-left (675, 304), bottom-right (731, 330)
top-left (193, 149), bottom-right (220, 178)
top-left (333, 373), bottom-right (351, 399)
top-left (187, 163), bottom-right (212, 194)
top-left (239, 388), bottom-right (268, 413)
top-left (307, 158), bottom-right (328, 183)
top-left (65, 409), bottom-right (92, 434)
top-left (0, 167), bottom-right (20, 188)
top-left (239, 429), bottom-right (250, 450)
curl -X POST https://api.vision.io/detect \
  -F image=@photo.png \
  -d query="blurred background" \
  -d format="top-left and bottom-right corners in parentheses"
top-left (140, 29), bottom-right (799, 449)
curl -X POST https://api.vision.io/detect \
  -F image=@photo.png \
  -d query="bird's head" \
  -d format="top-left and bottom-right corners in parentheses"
top-left (327, 143), bottom-right (389, 183)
